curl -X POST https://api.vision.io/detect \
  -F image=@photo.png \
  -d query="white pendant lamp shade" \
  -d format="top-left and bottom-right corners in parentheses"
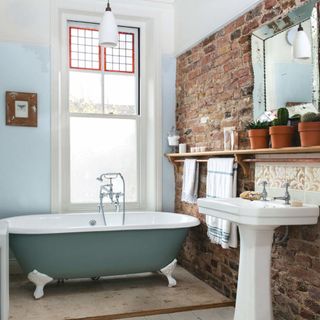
top-left (99, 1), bottom-right (118, 48)
top-left (293, 23), bottom-right (311, 59)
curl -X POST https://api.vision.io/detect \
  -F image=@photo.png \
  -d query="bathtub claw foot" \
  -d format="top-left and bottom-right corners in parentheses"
top-left (160, 259), bottom-right (177, 287)
top-left (28, 270), bottom-right (53, 299)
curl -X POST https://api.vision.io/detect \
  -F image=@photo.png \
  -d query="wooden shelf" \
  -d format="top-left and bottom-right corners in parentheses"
top-left (243, 158), bottom-right (320, 163)
top-left (166, 146), bottom-right (320, 159)
top-left (165, 146), bottom-right (320, 177)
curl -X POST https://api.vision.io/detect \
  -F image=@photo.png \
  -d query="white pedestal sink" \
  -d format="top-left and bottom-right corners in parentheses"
top-left (197, 198), bottom-right (319, 320)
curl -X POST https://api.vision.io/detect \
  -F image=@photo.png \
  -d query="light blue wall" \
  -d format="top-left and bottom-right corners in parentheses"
top-left (0, 43), bottom-right (175, 217)
top-left (162, 55), bottom-right (176, 212)
top-left (0, 42), bottom-right (51, 218)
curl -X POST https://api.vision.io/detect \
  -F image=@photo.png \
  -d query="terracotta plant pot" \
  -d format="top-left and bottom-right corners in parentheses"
top-left (298, 122), bottom-right (320, 147)
top-left (289, 118), bottom-right (301, 147)
top-left (248, 129), bottom-right (269, 149)
top-left (269, 126), bottom-right (295, 148)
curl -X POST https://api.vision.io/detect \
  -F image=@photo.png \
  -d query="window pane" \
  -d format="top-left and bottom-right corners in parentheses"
top-left (70, 117), bottom-right (138, 203)
top-left (69, 71), bottom-right (102, 114)
top-left (104, 74), bottom-right (136, 115)
top-left (104, 32), bottom-right (135, 73)
top-left (69, 26), bottom-right (101, 71)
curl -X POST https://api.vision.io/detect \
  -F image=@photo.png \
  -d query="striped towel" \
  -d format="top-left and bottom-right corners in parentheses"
top-left (206, 158), bottom-right (238, 249)
top-left (181, 159), bottom-right (199, 204)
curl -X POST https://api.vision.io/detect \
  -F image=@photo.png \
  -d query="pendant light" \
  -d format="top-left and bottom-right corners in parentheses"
top-left (293, 23), bottom-right (311, 59)
top-left (99, 0), bottom-right (118, 48)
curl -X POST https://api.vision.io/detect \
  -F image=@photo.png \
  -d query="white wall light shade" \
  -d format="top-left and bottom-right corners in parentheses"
top-left (293, 24), bottom-right (311, 59)
top-left (99, 2), bottom-right (118, 48)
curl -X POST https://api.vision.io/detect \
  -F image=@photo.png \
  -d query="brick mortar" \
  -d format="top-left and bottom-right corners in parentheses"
top-left (175, 0), bottom-right (320, 319)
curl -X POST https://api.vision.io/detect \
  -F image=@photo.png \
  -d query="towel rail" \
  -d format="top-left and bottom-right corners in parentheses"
top-left (173, 159), bottom-right (209, 163)
top-left (167, 149), bottom-right (320, 179)
top-left (171, 157), bottom-right (320, 164)
top-left (170, 155), bottom-right (250, 177)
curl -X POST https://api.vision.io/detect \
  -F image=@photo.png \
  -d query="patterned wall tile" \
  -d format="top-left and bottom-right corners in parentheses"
top-left (255, 163), bottom-right (320, 205)
top-left (305, 167), bottom-right (320, 192)
top-left (285, 166), bottom-right (305, 190)
top-left (269, 165), bottom-right (286, 188)
top-left (255, 164), bottom-right (270, 186)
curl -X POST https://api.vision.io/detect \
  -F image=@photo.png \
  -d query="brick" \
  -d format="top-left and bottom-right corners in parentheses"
top-left (241, 85), bottom-right (253, 96)
top-left (231, 29), bottom-right (241, 41)
top-left (301, 225), bottom-right (319, 241)
top-left (290, 267), bottom-right (320, 286)
top-left (312, 258), bottom-right (320, 273)
top-left (309, 286), bottom-right (320, 301)
top-left (261, 8), bottom-right (282, 23)
top-left (295, 253), bottom-right (312, 266)
top-left (304, 299), bottom-right (320, 314)
top-left (203, 43), bottom-right (215, 55)
top-left (176, 1), bottom-right (320, 319)
top-left (287, 239), bottom-right (320, 256)
top-left (265, 0), bottom-right (278, 9)
top-left (235, 16), bottom-right (245, 28)
top-left (245, 4), bottom-right (263, 21)
top-left (300, 308), bottom-right (316, 319)
top-left (242, 20), bottom-right (259, 36)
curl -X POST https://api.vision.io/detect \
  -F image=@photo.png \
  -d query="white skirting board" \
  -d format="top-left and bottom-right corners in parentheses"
top-left (0, 221), bottom-right (9, 320)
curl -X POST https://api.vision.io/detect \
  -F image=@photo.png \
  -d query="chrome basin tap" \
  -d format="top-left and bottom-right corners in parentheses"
top-left (273, 182), bottom-right (291, 205)
top-left (97, 173), bottom-right (126, 226)
top-left (260, 180), bottom-right (268, 201)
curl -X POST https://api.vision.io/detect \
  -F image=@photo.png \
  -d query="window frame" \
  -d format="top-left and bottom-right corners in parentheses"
top-left (104, 31), bottom-right (136, 74)
top-left (57, 16), bottom-right (145, 213)
top-left (69, 26), bottom-right (102, 71)
top-left (67, 22), bottom-right (140, 116)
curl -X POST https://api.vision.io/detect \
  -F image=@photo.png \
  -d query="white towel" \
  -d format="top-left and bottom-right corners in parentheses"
top-left (206, 158), bottom-right (238, 249)
top-left (181, 159), bottom-right (199, 204)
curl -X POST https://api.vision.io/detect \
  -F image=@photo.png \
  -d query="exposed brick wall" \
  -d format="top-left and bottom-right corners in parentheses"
top-left (175, 0), bottom-right (320, 319)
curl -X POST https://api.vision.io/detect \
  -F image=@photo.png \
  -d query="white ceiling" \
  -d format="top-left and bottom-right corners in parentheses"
top-left (174, 0), bottom-right (263, 55)
top-left (106, 0), bottom-right (264, 55)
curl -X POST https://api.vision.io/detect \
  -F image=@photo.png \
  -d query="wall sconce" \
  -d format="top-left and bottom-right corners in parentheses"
top-left (287, 22), bottom-right (311, 59)
top-left (99, 0), bottom-right (118, 48)
top-left (286, 23), bottom-right (311, 59)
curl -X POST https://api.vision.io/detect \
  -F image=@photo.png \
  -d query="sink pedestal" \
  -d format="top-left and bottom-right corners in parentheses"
top-left (235, 225), bottom-right (275, 320)
top-left (197, 197), bottom-right (319, 320)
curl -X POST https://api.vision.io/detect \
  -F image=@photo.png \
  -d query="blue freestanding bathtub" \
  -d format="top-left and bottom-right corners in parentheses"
top-left (4, 211), bottom-right (199, 299)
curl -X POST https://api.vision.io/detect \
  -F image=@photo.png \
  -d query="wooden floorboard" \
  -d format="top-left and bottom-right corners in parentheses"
top-left (67, 301), bottom-right (235, 320)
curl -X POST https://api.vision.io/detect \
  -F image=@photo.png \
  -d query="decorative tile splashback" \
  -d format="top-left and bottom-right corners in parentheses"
top-left (255, 163), bottom-right (320, 205)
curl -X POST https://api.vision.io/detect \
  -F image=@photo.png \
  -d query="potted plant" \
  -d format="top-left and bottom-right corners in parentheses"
top-left (298, 112), bottom-right (320, 147)
top-left (289, 114), bottom-right (301, 146)
top-left (269, 108), bottom-right (295, 148)
top-left (246, 120), bottom-right (270, 149)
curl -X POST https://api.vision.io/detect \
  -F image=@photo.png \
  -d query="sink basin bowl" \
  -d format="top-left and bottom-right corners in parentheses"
top-left (197, 198), bottom-right (319, 226)
top-left (197, 197), bottom-right (319, 320)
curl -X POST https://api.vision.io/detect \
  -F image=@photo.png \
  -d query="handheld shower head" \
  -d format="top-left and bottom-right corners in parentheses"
top-left (97, 173), bottom-right (122, 182)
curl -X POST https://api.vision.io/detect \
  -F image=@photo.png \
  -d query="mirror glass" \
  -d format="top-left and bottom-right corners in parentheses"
top-left (265, 20), bottom-right (312, 110)
top-left (252, 0), bottom-right (319, 119)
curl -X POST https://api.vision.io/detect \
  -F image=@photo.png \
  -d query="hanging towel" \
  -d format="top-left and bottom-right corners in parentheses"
top-left (206, 158), bottom-right (238, 249)
top-left (181, 159), bottom-right (199, 204)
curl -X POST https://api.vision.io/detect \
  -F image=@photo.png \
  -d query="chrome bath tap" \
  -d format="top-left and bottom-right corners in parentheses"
top-left (97, 173), bottom-right (126, 226)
